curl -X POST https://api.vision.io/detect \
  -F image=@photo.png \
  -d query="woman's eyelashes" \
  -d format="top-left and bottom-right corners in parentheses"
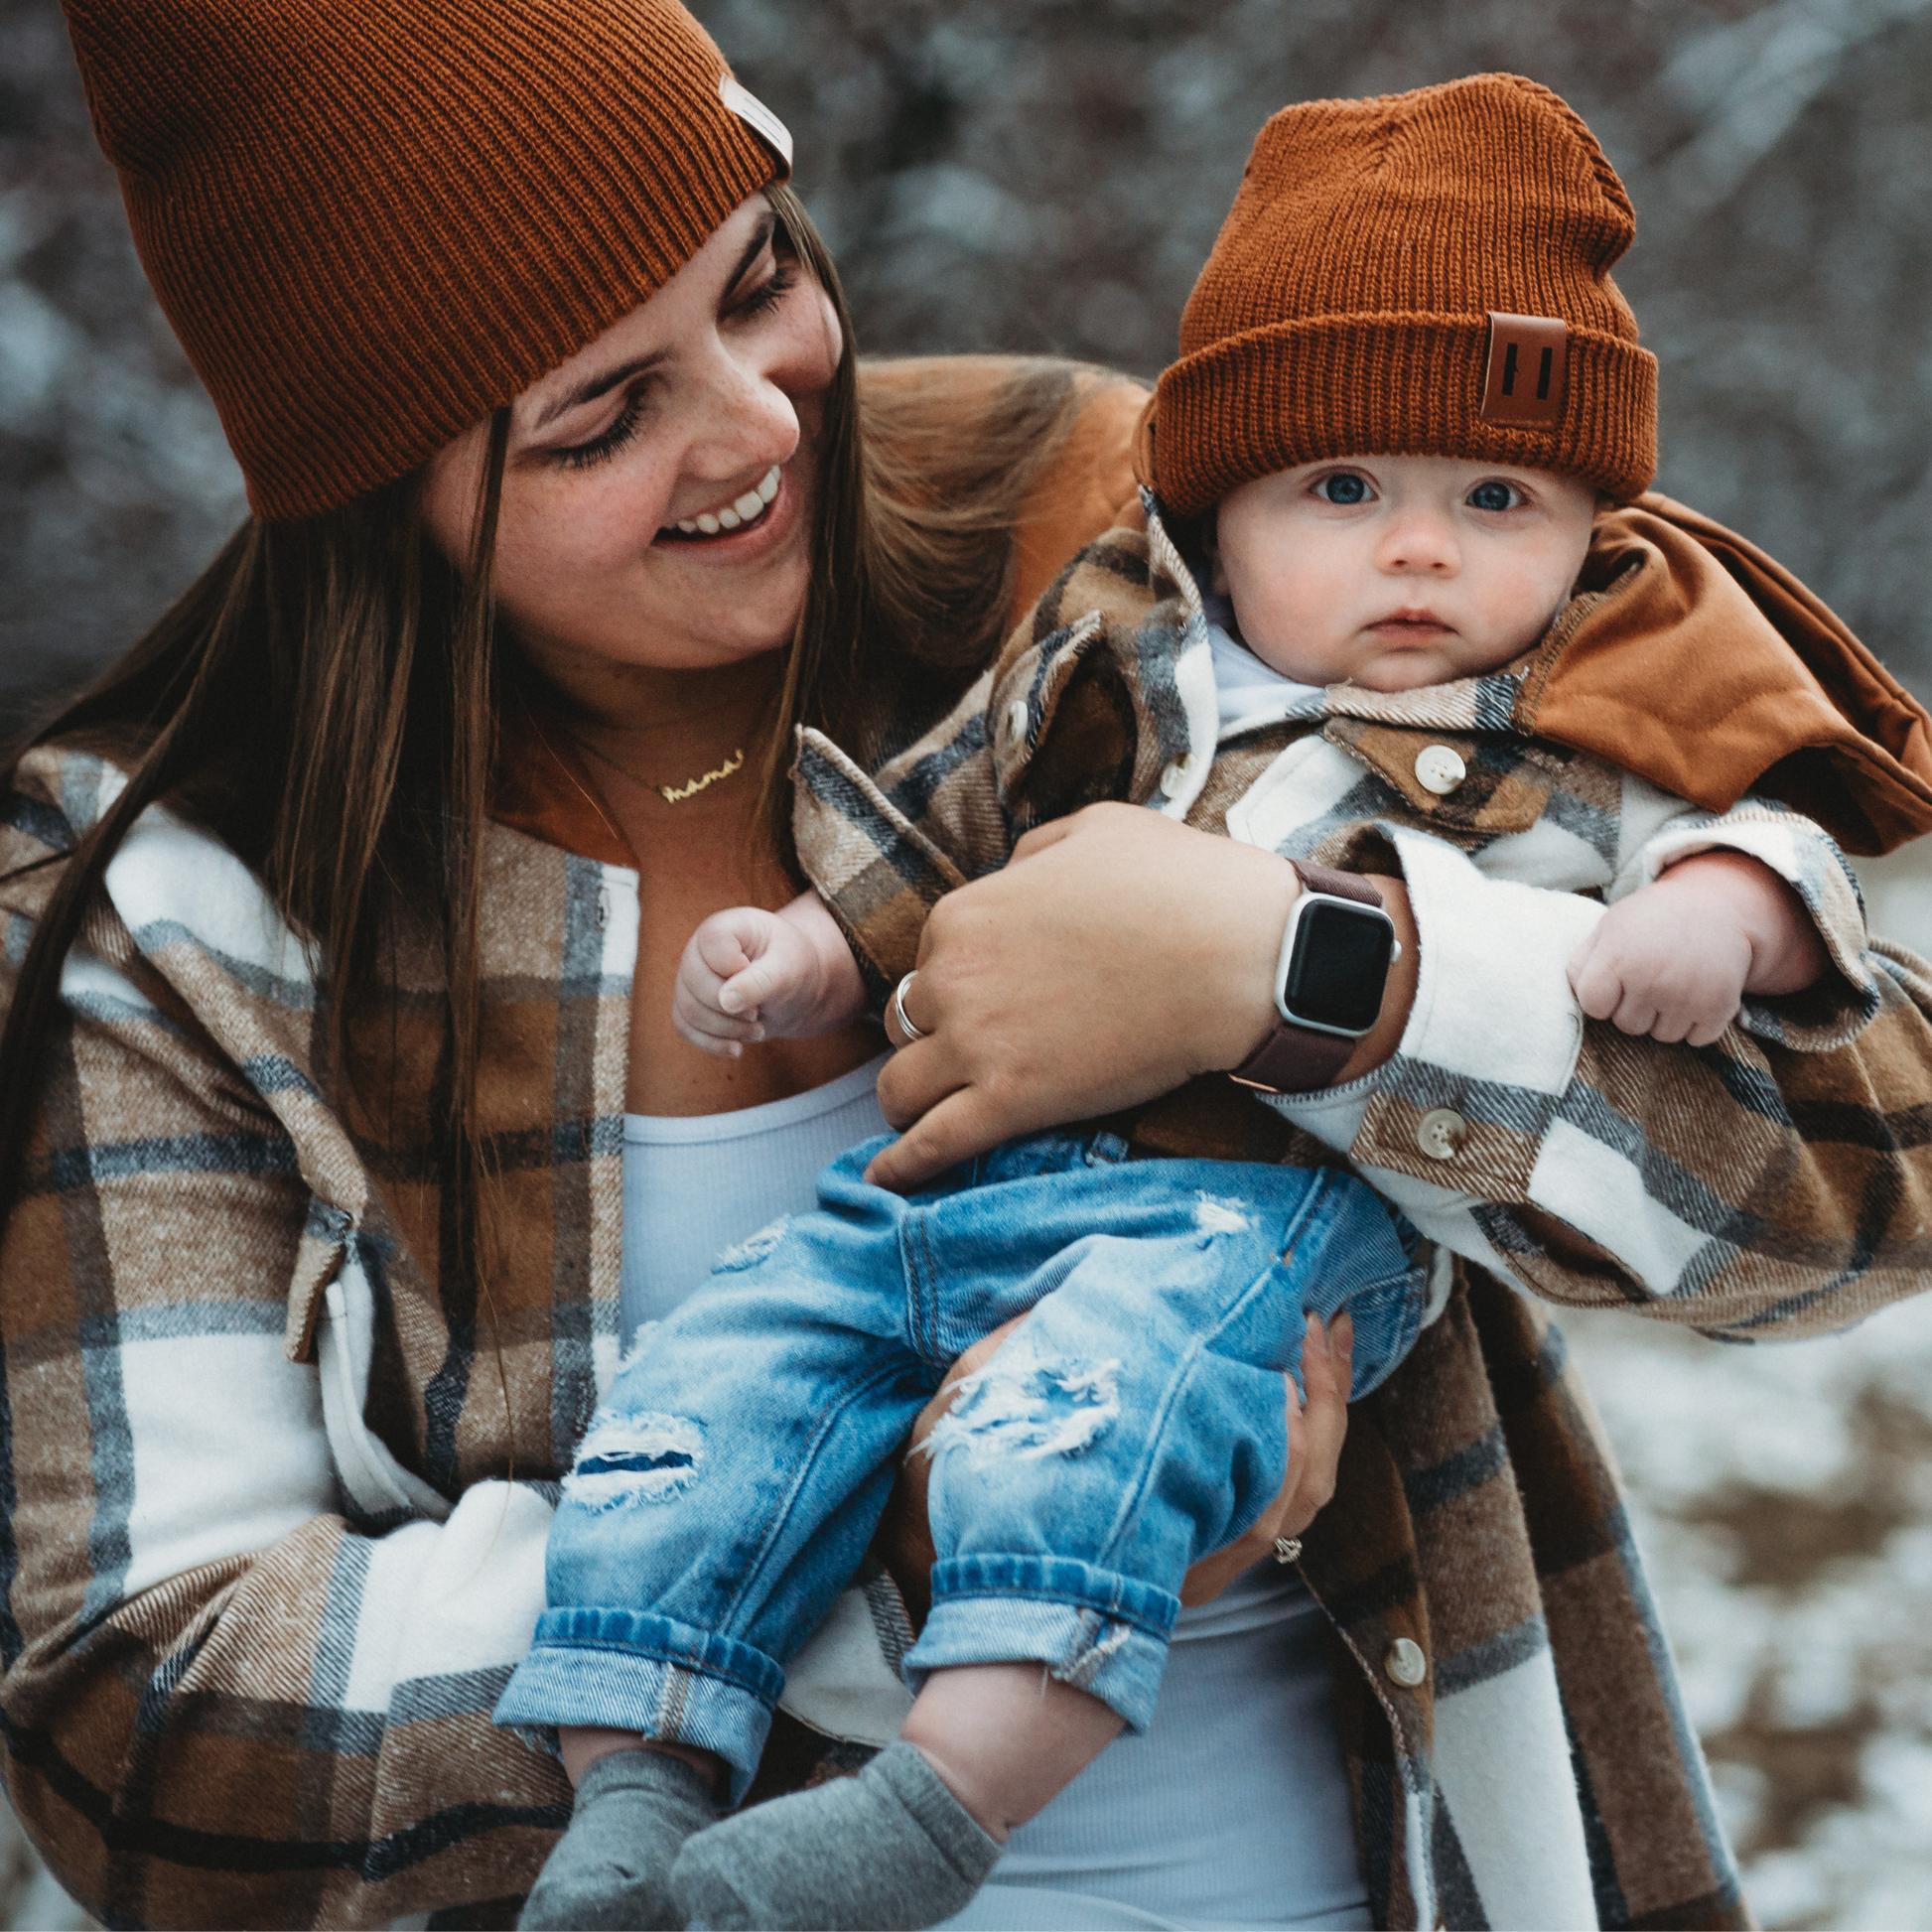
top-left (546, 262), bottom-right (803, 472)
top-left (551, 387), bottom-right (654, 470)
top-left (731, 259), bottom-right (797, 325)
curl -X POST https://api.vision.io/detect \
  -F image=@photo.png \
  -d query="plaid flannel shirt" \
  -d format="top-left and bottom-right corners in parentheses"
top-left (3, 489), bottom-right (1930, 1924)
top-left (782, 493), bottom-right (1932, 1927)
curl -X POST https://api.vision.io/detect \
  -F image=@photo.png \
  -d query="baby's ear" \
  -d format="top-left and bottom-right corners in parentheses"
top-left (1200, 507), bottom-right (1229, 595)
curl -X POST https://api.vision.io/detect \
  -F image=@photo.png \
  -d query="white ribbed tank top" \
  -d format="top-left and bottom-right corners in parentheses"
top-left (621, 1061), bottom-right (1369, 1931)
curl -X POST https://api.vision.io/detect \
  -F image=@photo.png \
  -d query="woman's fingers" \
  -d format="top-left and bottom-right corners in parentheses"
top-left (874, 812), bottom-right (1423, 1183)
top-left (1177, 1312), bottom-right (1352, 1605)
top-left (882, 972), bottom-right (938, 1050)
top-left (868, 806), bottom-right (1304, 1191)
top-left (867, 1083), bottom-right (1013, 1190)
top-left (1282, 1311), bottom-right (1351, 1537)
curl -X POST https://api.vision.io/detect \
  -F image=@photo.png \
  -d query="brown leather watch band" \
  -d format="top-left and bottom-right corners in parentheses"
top-left (1230, 862), bottom-right (1386, 1095)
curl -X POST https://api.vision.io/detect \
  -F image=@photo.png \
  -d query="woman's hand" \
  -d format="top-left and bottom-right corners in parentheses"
top-left (874, 1310), bottom-right (1354, 1623)
top-left (870, 804), bottom-right (1417, 1192)
top-left (1178, 1311), bottom-right (1352, 1604)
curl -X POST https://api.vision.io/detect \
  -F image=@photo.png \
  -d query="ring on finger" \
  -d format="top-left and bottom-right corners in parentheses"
top-left (891, 972), bottom-right (928, 1044)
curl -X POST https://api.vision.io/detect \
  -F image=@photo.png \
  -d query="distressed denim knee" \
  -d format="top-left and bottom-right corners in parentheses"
top-left (497, 1132), bottom-right (1423, 1791)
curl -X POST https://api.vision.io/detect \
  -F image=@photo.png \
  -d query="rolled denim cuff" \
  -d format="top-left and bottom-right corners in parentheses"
top-left (491, 1606), bottom-right (782, 1806)
top-left (901, 1555), bottom-right (1178, 1733)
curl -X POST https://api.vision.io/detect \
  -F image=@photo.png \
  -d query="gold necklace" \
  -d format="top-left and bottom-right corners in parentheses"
top-left (565, 725), bottom-right (750, 807)
top-left (654, 748), bottom-right (747, 805)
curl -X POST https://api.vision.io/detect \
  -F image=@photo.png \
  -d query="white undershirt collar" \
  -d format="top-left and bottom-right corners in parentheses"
top-left (1203, 593), bottom-right (1327, 740)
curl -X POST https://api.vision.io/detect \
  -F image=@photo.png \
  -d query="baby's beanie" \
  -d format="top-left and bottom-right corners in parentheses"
top-left (1145, 72), bottom-right (1657, 514)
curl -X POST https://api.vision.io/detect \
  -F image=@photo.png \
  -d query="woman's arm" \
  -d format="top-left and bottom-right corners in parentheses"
top-left (872, 803), bottom-right (1932, 1340)
top-left (0, 949), bottom-right (564, 1927)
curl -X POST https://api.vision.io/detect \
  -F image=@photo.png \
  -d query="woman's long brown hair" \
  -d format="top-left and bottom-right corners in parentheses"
top-left (0, 186), bottom-right (1084, 1274)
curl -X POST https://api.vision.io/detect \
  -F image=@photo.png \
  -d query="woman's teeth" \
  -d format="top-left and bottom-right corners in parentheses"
top-left (674, 465), bottom-right (781, 537)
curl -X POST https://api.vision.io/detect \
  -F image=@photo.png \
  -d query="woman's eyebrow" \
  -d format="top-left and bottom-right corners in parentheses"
top-left (526, 216), bottom-right (778, 433)
top-left (529, 351), bottom-right (667, 430)
top-left (721, 212), bottom-right (777, 299)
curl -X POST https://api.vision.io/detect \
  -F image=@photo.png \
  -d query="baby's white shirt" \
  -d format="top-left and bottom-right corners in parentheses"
top-left (1202, 593), bottom-right (1326, 740)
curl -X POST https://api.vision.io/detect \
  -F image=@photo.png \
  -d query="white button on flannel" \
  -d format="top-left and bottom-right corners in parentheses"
top-left (1414, 745), bottom-right (1467, 795)
top-left (1416, 1107), bottom-right (1467, 1161)
top-left (1159, 753), bottom-right (1197, 798)
top-left (1385, 1638), bottom-right (1428, 1687)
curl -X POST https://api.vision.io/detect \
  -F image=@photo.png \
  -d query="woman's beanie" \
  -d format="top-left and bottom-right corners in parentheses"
top-left (60, 0), bottom-right (789, 521)
top-left (1147, 73), bottom-right (1658, 516)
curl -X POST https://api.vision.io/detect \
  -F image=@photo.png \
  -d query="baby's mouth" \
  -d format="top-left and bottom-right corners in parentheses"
top-left (660, 465), bottom-right (781, 541)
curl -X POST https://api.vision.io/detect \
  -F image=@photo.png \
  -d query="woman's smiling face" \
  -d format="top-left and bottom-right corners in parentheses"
top-left (422, 195), bottom-right (843, 676)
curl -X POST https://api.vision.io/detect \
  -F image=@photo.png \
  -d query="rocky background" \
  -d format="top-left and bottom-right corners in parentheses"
top-left (3, 0), bottom-right (1931, 1925)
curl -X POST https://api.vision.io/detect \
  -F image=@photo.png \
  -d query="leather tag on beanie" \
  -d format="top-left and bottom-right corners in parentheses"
top-left (1481, 314), bottom-right (1569, 428)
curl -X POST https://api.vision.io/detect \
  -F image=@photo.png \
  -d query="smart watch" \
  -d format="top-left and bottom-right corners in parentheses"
top-left (1230, 861), bottom-right (1401, 1094)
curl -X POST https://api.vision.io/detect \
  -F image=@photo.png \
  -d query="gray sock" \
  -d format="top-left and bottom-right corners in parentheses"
top-left (670, 1739), bottom-right (1002, 1931)
top-left (519, 1748), bottom-right (718, 1930)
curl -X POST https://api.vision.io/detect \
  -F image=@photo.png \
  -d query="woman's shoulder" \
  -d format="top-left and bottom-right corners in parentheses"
top-left (1, 741), bottom-right (124, 892)
top-left (1, 739), bottom-right (322, 1023)
top-left (858, 355), bottom-right (1150, 629)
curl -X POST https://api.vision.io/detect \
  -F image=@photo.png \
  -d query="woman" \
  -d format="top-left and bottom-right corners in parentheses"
top-left (3, 2), bottom-right (1928, 1927)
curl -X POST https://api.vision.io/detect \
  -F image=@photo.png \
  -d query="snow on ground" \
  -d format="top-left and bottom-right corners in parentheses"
top-left (1565, 1294), bottom-right (1932, 1930)
top-left (1555, 840), bottom-right (1932, 1932)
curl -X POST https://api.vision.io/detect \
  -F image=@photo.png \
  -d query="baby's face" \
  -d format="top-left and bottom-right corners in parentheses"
top-left (1212, 455), bottom-right (1597, 692)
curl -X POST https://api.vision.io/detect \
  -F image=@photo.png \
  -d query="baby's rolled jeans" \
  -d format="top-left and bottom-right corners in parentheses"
top-left (494, 1130), bottom-right (1423, 1803)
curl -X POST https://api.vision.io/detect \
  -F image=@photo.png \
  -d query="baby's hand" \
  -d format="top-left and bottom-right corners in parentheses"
top-left (673, 891), bottom-right (867, 1057)
top-left (1566, 850), bottom-right (1829, 1047)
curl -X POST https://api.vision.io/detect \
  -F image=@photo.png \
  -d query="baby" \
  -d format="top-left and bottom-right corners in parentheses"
top-left (501, 73), bottom-right (1842, 1930)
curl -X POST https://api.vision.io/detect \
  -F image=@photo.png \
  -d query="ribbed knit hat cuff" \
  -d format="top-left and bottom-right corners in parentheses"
top-left (1149, 313), bottom-right (1658, 515)
top-left (231, 115), bottom-right (776, 521)
top-left (67, 0), bottom-right (790, 522)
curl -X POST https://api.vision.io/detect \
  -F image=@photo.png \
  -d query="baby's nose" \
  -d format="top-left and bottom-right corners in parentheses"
top-left (1380, 520), bottom-right (1457, 571)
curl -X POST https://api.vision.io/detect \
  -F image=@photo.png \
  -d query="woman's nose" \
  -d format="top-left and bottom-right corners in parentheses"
top-left (681, 340), bottom-right (802, 484)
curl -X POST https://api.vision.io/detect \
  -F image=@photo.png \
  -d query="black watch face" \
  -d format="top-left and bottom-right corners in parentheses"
top-left (1285, 899), bottom-right (1395, 1034)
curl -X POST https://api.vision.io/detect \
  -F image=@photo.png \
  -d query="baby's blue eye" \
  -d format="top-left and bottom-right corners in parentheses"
top-left (1468, 480), bottom-right (1519, 511)
top-left (1316, 473), bottom-right (1370, 505)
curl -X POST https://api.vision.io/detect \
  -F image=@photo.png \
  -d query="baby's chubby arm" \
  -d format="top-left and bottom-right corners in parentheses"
top-left (1566, 849), bottom-right (1830, 1047)
top-left (673, 890), bottom-right (868, 1057)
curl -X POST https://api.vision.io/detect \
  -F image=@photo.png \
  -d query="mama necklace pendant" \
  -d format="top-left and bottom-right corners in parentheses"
top-left (657, 748), bottom-right (746, 805)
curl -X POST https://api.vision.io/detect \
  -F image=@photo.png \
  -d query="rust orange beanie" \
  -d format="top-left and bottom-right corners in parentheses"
top-left (61, 0), bottom-right (788, 521)
top-left (1148, 73), bottom-right (1658, 516)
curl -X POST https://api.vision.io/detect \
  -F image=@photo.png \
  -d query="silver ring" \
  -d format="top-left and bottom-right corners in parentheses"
top-left (891, 972), bottom-right (928, 1043)
top-left (1273, 1536), bottom-right (1303, 1566)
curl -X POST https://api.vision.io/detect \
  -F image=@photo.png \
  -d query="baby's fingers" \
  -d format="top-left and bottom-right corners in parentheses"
top-left (692, 924), bottom-right (757, 983)
top-left (673, 1010), bottom-right (747, 1057)
top-left (672, 974), bottom-right (765, 1056)
top-left (716, 958), bottom-right (789, 1019)
top-left (1567, 939), bottom-right (1625, 1023)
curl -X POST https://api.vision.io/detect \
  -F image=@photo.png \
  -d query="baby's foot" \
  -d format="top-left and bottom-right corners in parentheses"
top-left (519, 1748), bottom-right (717, 1930)
top-left (670, 1739), bottom-right (1001, 1930)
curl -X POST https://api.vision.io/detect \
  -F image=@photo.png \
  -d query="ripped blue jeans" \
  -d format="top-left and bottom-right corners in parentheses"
top-left (493, 1130), bottom-right (1423, 1803)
